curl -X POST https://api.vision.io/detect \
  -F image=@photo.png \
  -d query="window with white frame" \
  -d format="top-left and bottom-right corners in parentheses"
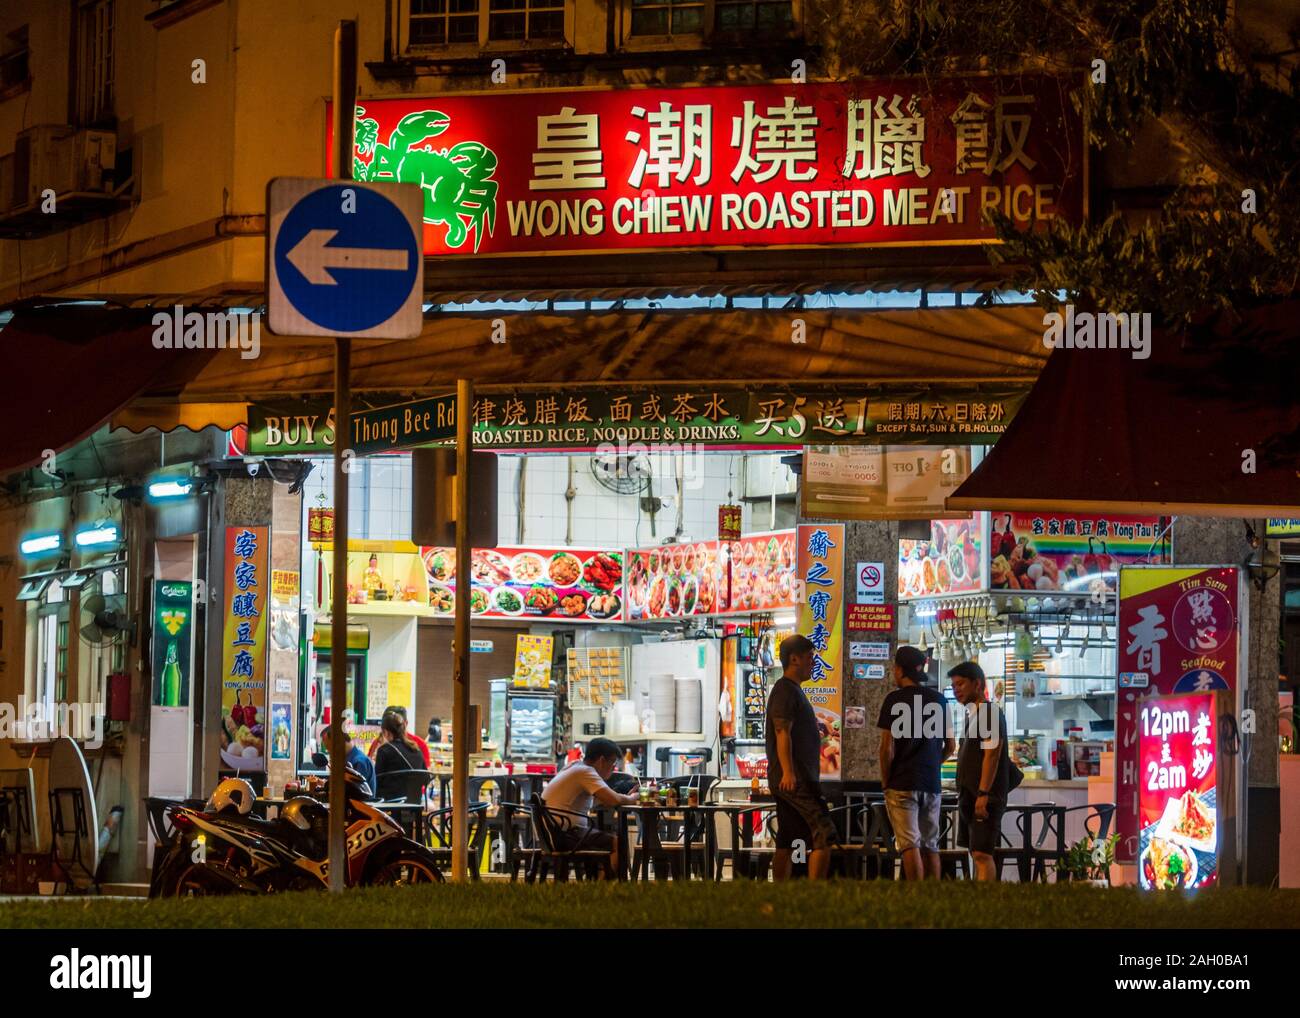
top-left (34, 584), bottom-right (70, 728)
top-left (630, 0), bottom-right (704, 36)
top-left (75, 0), bottom-right (116, 124)
top-left (714, 0), bottom-right (793, 34)
top-left (488, 0), bottom-right (565, 41)
top-left (628, 0), bottom-right (794, 38)
top-left (409, 0), bottom-right (565, 46)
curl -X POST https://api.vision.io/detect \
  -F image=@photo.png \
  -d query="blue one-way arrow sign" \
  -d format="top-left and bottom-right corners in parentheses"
top-left (267, 177), bottom-right (424, 339)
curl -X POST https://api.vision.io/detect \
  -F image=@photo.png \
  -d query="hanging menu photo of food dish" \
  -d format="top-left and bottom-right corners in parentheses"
top-left (419, 545), bottom-right (625, 622)
top-left (625, 531), bottom-right (798, 620)
top-left (897, 518), bottom-right (984, 600)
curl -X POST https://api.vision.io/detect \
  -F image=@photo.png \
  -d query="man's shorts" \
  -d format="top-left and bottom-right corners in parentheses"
top-left (884, 789), bottom-right (941, 852)
top-left (957, 788), bottom-right (1006, 856)
top-left (556, 826), bottom-right (616, 854)
top-left (773, 782), bottom-right (837, 851)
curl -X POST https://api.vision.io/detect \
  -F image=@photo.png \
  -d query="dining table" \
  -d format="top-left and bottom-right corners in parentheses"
top-left (608, 799), bottom-right (776, 881)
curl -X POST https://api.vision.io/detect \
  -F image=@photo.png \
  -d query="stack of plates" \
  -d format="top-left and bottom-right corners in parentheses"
top-left (674, 677), bottom-right (702, 734)
top-left (650, 674), bottom-right (676, 729)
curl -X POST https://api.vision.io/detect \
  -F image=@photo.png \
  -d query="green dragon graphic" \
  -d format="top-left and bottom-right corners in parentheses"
top-left (354, 106), bottom-right (498, 253)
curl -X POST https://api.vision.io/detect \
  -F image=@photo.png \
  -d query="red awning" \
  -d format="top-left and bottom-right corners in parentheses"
top-left (948, 300), bottom-right (1300, 516)
top-left (0, 306), bottom-right (215, 473)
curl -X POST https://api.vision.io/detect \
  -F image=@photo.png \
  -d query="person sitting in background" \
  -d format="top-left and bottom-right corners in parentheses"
top-left (373, 709), bottom-right (428, 801)
top-left (541, 737), bottom-right (639, 877)
top-left (321, 726), bottom-right (377, 797)
top-left (368, 705), bottom-right (431, 769)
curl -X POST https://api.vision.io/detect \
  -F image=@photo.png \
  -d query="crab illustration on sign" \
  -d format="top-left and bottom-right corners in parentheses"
top-left (353, 106), bottom-right (498, 253)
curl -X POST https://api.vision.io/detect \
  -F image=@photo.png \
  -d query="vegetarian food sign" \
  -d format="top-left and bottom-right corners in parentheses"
top-left (421, 545), bottom-right (625, 622)
top-left (328, 75), bottom-right (1082, 257)
top-left (989, 513), bottom-right (1167, 592)
top-left (898, 518), bottom-right (983, 600)
top-left (797, 524), bottom-right (845, 780)
top-left (221, 527), bottom-right (269, 774)
top-left (1138, 693), bottom-right (1218, 890)
top-left (1116, 566), bottom-right (1240, 863)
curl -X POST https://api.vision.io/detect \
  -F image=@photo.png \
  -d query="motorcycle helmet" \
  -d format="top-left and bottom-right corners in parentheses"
top-left (280, 795), bottom-right (328, 832)
top-left (206, 777), bottom-right (256, 815)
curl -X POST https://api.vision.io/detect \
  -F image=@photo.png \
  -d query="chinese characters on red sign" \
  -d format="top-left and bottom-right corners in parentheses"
top-left (1115, 567), bottom-right (1238, 864)
top-left (329, 76), bottom-right (1083, 257)
top-left (1138, 694), bottom-right (1218, 890)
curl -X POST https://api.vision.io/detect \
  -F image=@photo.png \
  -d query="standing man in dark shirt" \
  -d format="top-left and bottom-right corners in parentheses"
top-left (949, 661), bottom-right (1011, 882)
top-left (877, 646), bottom-right (955, 880)
top-left (766, 634), bottom-right (837, 880)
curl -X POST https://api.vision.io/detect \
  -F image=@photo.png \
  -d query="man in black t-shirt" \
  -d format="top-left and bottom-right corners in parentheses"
top-left (950, 661), bottom-right (1011, 882)
top-left (877, 645), bottom-right (955, 880)
top-left (766, 634), bottom-right (837, 880)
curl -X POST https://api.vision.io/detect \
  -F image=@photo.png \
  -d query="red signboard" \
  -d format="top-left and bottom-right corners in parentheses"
top-left (1115, 567), bottom-right (1239, 863)
top-left (1138, 693), bottom-right (1218, 890)
top-left (328, 75), bottom-right (1082, 257)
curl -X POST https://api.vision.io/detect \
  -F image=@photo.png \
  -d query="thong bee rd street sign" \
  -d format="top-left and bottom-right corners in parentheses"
top-left (267, 177), bottom-right (424, 339)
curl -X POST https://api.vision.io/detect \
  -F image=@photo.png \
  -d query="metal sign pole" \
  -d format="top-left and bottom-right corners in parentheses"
top-left (327, 18), bottom-right (357, 895)
top-left (451, 378), bottom-right (473, 880)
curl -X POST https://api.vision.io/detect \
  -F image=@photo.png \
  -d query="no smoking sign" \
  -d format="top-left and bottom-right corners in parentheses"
top-left (856, 561), bottom-right (885, 604)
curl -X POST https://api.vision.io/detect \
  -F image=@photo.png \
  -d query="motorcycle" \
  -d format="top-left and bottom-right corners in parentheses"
top-left (152, 769), bottom-right (443, 896)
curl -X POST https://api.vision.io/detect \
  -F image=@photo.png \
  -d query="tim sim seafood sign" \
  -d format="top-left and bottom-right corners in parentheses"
top-left (326, 74), bottom-right (1082, 257)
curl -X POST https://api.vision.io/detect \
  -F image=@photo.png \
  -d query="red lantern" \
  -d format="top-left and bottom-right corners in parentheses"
top-left (308, 505), bottom-right (335, 543)
top-left (718, 504), bottom-right (742, 542)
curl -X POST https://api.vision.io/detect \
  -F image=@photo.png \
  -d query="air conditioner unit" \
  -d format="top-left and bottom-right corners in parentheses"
top-left (74, 129), bottom-right (116, 194)
top-left (12, 125), bottom-right (116, 208)
top-left (13, 125), bottom-right (76, 208)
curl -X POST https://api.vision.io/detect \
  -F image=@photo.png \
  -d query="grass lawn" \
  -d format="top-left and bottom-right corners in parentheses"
top-left (2, 881), bottom-right (1298, 929)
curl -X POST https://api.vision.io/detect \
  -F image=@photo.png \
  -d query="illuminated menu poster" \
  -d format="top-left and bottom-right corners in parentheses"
top-left (1115, 566), bottom-right (1239, 863)
top-left (988, 512), bottom-right (1166, 592)
top-left (421, 545), bottom-right (624, 622)
top-left (626, 532), bottom-right (799, 620)
top-left (798, 524), bottom-right (845, 780)
top-left (626, 541), bottom-right (725, 620)
top-left (220, 526), bottom-right (268, 774)
top-left (721, 531), bottom-right (798, 616)
top-left (1138, 694), bottom-right (1218, 890)
top-left (898, 518), bottom-right (983, 600)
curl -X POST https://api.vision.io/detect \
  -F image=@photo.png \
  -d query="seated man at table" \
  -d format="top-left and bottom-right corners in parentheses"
top-left (320, 726), bottom-right (377, 798)
top-left (541, 738), bottom-right (639, 876)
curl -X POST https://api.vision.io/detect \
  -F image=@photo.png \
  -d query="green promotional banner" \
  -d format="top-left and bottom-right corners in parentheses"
top-left (152, 580), bottom-right (194, 707)
top-left (243, 385), bottom-right (1028, 455)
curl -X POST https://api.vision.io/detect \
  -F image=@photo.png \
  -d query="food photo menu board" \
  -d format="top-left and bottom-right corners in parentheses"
top-left (897, 518), bottom-right (984, 600)
top-left (625, 531), bottom-right (798, 621)
top-left (1138, 693), bottom-right (1219, 890)
top-left (419, 545), bottom-right (624, 622)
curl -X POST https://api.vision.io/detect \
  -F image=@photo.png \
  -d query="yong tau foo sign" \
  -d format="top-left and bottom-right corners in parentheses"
top-left (328, 75), bottom-right (1082, 257)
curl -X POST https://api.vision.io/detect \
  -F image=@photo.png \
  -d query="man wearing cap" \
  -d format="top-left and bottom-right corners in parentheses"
top-left (877, 646), bottom-right (955, 880)
top-left (766, 633), bottom-right (838, 880)
top-left (949, 661), bottom-right (1011, 881)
